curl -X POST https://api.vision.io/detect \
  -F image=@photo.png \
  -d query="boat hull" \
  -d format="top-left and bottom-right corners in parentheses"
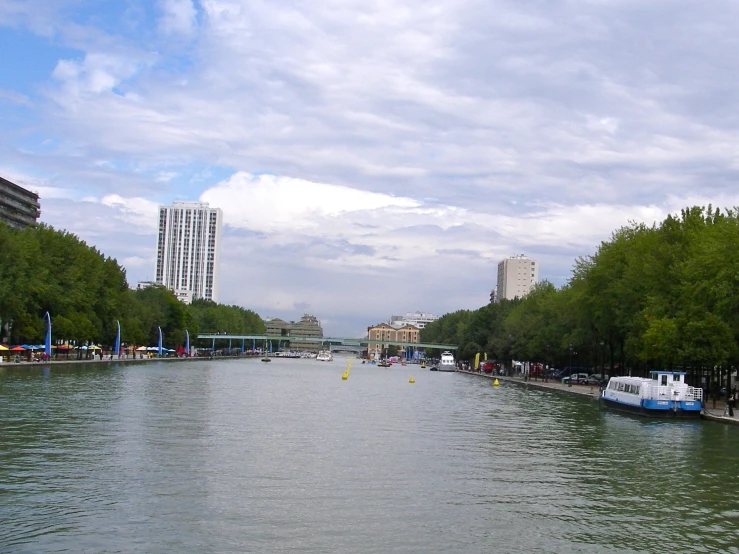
top-left (601, 397), bottom-right (701, 419)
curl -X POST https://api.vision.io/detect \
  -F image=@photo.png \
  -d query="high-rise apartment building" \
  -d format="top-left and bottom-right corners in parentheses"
top-left (0, 176), bottom-right (41, 229)
top-left (496, 255), bottom-right (538, 301)
top-left (155, 201), bottom-right (223, 303)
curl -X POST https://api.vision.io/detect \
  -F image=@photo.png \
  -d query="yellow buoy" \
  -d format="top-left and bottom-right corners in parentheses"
top-left (409, 376), bottom-right (415, 383)
top-left (493, 378), bottom-right (500, 387)
top-left (342, 371), bottom-right (349, 380)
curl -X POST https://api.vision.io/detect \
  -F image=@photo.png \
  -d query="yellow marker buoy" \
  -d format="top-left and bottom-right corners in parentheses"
top-left (342, 371), bottom-right (349, 380)
top-left (493, 378), bottom-right (500, 387)
top-left (409, 376), bottom-right (415, 383)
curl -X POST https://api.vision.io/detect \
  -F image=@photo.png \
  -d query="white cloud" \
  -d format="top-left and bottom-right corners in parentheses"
top-left (159, 0), bottom-right (197, 36)
top-left (7, 0), bottom-right (739, 333)
top-left (99, 194), bottom-right (160, 231)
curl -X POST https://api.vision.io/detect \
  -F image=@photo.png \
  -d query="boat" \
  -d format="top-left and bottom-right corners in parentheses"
top-left (377, 360), bottom-right (391, 367)
top-left (437, 351), bottom-right (456, 372)
top-left (316, 350), bottom-right (333, 362)
top-left (420, 362), bottom-right (426, 369)
top-left (261, 357), bottom-right (271, 363)
top-left (600, 370), bottom-right (703, 418)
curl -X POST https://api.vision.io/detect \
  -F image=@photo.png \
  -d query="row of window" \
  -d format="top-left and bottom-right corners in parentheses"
top-left (608, 381), bottom-right (641, 395)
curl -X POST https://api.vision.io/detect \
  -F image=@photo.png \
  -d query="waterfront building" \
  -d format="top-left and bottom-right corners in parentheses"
top-left (388, 311), bottom-right (438, 329)
top-left (0, 176), bottom-right (41, 229)
top-left (366, 322), bottom-right (420, 359)
top-left (264, 314), bottom-right (324, 351)
top-left (155, 202), bottom-right (223, 303)
top-left (496, 254), bottom-right (538, 301)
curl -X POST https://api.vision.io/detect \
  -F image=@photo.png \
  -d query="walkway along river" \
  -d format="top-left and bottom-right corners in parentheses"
top-left (1, 357), bottom-right (739, 553)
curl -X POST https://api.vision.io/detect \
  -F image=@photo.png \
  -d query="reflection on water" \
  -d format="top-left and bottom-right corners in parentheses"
top-left (1, 359), bottom-right (739, 553)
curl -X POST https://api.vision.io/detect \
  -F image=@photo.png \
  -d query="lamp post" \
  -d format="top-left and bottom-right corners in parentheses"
top-left (600, 340), bottom-right (605, 383)
top-left (545, 344), bottom-right (550, 382)
top-left (568, 343), bottom-right (574, 387)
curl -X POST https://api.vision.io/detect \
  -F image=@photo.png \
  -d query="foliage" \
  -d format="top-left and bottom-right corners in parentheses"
top-left (0, 222), bottom-right (265, 350)
top-left (422, 206), bottom-right (739, 384)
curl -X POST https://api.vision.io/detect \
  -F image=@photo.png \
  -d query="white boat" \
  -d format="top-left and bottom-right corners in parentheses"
top-left (316, 350), bottom-right (333, 362)
top-left (601, 370), bottom-right (703, 418)
top-left (437, 351), bottom-right (456, 372)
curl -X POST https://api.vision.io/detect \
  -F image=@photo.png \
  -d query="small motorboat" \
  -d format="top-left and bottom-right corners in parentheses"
top-left (261, 357), bottom-right (271, 363)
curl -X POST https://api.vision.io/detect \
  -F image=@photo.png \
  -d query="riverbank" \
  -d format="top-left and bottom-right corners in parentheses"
top-left (456, 369), bottom-right (739, 426)
top-left (0, 353), bottom-right (259, 366)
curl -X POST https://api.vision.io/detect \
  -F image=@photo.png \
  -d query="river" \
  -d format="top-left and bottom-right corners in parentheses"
top-left (1, 356), bottom-right (738, 553)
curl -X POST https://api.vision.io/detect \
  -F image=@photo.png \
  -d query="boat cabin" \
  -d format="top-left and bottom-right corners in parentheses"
top-left (650, 370), bottom-right (686, 388)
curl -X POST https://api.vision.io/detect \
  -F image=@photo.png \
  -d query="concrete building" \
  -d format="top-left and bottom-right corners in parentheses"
top-left (155, 202), bottom-right (223, 303)
top-left (496, 255), bottom-right (538, 301)
top-left (0, 176), bottom-right (41, 229)
top-left (264, 314), bottom-right (324, 351)
top-left (389, 311), bottom-right (438, 330)
top-left (490, 287), bottom-right (498, 304)
top-left (366, 322), bottom-right (420, 359)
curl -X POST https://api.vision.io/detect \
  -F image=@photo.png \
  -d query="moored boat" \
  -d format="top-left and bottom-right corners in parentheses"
top-left (316, 350), bottom-right (333, 362)
top-left (437, 351), bottom-right (456, 372)
top-left (601, 371), bottom-right (703, 418)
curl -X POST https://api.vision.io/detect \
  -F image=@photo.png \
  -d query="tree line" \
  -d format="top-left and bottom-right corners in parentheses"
top-left (0, 222), bottom-right (265, 350)
top-left (421, 206), bottom-right (739, 390)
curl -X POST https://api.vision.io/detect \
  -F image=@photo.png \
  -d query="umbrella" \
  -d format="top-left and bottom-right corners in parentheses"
top-left (146, 346), bottom-right (158, 351)
top-left (89, 345), bottom-right (101, 350)
top-left (10, 346), bottom-right (26, 351)
top-left (0, 345), bottom-right (8, 351)
top-left (135, 346), bottom-right (147, 351)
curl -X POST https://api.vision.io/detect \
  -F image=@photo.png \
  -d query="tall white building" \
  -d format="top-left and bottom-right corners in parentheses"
top-left (496, 255), bottom-right (538, 301)
top-left (155, 201), bottom-right (223, 303)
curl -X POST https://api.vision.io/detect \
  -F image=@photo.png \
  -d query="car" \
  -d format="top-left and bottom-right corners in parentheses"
top-left (562, 373), bottom-right (590, 385)
top-left (585, 375), bottom-right (602, 386)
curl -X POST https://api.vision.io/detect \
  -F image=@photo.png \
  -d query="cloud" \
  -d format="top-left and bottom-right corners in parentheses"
top-left (158, 0), bottom-right (197, 36)
top-left (6, 0), bottom-right (739, 333)
top-left (99, 194), bottom-right (160, 231)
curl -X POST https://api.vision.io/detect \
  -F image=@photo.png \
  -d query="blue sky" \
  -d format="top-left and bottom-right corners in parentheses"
top-left (2, 0), bottom-right (739, 336)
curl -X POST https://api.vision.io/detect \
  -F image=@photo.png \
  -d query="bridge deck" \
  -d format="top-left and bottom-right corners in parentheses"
top-left (197, 334), bottom-right (457, 350)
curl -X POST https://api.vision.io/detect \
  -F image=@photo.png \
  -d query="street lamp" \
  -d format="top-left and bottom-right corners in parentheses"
top-left (568, 343), bottom-right (574, 387)
top-left (600, 340), bottom-right (605, 383)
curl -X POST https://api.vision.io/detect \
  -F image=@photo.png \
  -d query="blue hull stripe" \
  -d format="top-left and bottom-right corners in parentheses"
top-left (601, 397), bottom-right (702, 418)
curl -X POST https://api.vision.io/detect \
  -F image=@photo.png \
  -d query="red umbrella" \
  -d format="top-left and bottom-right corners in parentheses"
top-left (10, 346), bottom-right (26, 351)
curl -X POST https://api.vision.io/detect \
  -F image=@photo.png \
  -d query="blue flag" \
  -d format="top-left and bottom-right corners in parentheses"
top-left (114, 320), bottom-right (121, 357)
top-left (158, 326), bottom-right (163, 356)
top-left (44, 312), bottom-right (51, 357)
top-left (185, 330), bottom-right (190, 356)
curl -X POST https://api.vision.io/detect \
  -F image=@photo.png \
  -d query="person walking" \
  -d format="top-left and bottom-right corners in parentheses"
top-left (729, 394), bottom-right (736, 417)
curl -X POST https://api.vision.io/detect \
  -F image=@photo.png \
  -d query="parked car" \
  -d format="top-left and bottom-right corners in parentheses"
top-left (562, 373), bottom-right (590, 385)
top-left (585, 375), bottom-right (602, 386)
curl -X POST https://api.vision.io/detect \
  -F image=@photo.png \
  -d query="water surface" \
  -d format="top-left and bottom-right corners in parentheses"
top-left (1, 357), bottom-right (738, 553)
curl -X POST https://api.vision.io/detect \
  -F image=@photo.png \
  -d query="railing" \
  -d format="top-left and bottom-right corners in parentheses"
top-left (642, 384), bottom-right (703, 401)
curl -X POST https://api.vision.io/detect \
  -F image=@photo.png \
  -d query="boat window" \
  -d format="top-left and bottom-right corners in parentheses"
top-left (661, 375), bottom-right (668, 386)
top-left (673, 374), bottom-right (680, 382)
top-left (634, 385), bottom-right (640, 395)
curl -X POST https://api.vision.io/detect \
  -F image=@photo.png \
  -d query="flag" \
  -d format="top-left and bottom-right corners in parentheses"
top-left (44, 312), bottom-right (52, 357)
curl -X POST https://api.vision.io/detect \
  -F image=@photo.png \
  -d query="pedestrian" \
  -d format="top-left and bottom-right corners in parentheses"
top-left (730, 394), bottom-right (736, 417)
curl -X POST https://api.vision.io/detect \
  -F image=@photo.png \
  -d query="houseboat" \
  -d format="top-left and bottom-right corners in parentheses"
top-left (601, 370), bottom-right (703, 418)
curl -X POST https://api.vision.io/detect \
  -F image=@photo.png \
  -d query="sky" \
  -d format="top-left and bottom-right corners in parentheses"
top-left (2, 0), bottom-right (739, 337)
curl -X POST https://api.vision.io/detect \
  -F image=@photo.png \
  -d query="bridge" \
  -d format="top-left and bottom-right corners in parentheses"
top-left (197, 334), bottom-right (457, 352)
